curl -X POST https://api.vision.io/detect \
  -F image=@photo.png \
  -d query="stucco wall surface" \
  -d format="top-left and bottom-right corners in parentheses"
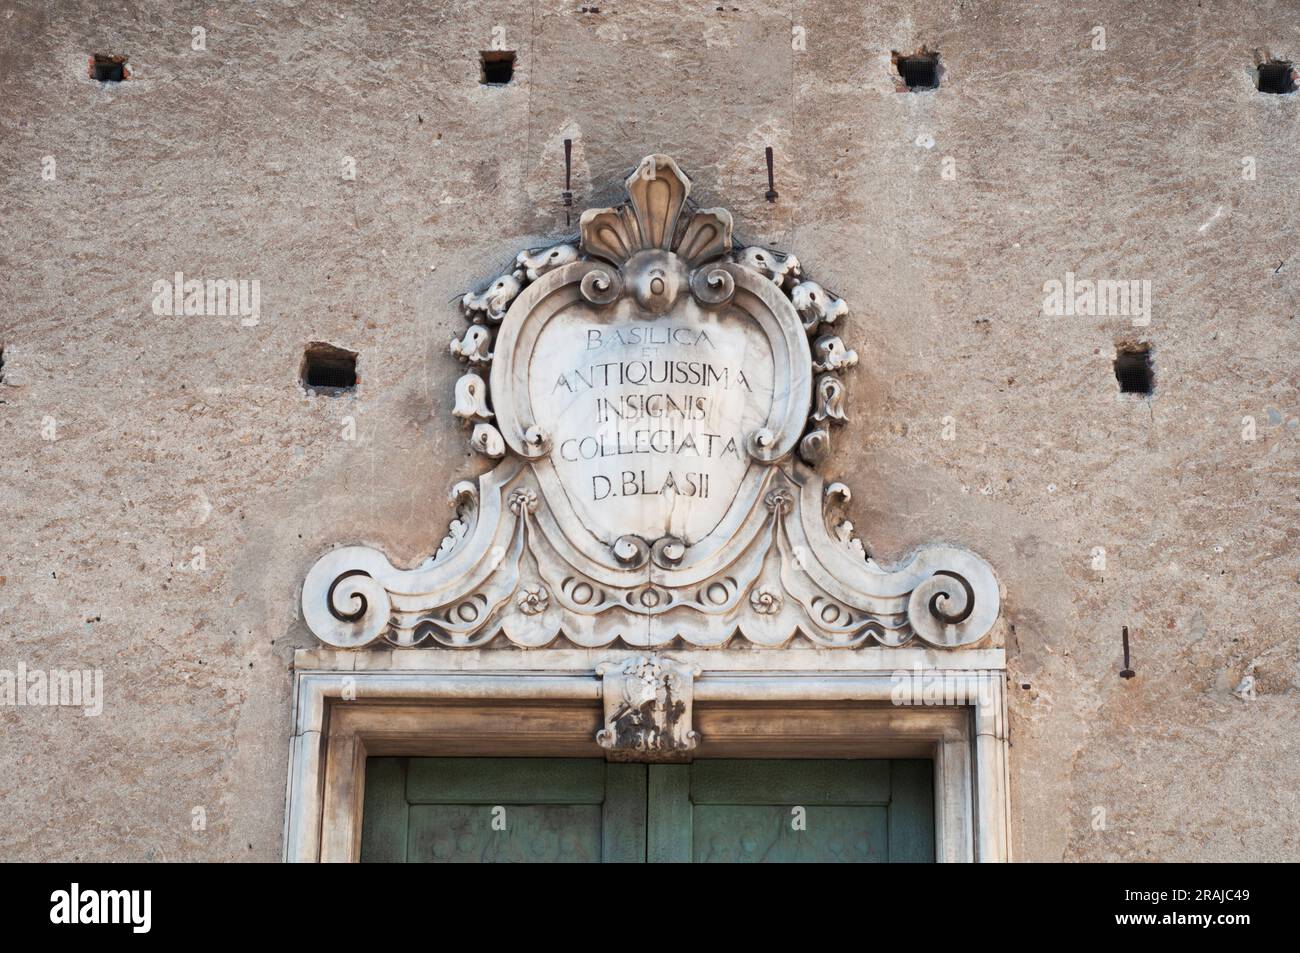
top-left (0, 0), bottom-right (1296, 861)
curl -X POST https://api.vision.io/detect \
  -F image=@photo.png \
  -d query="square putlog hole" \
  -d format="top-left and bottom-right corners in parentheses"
top-left (301, 343), bottom-right (358, 393)
top-left (480, 50), bottom-right (516, 85)
top-left (1256, 60), bottom-right (1297, 94)
top-left (1114, 347), bottom-right (1154, 396)
top-left (90, 53), bottom-right (128, 82)
top-left (896, 52), bottom-right (940, 91)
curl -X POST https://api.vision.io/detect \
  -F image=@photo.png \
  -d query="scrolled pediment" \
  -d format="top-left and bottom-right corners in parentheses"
top-left (301, 154), bottom-right (1001, 651)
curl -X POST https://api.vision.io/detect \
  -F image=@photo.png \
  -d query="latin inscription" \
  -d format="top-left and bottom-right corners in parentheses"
top-left (550, 325), bottom-right (753, 501)
top-left (530, 311), bottom-right (774, 543)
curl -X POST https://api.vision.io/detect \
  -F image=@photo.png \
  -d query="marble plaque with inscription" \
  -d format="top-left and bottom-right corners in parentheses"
top-left (534, 306), bottom-right (774, 544)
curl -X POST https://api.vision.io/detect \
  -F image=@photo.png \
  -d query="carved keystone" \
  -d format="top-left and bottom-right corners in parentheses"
top-left (596, 655), bottom-right (700, 762)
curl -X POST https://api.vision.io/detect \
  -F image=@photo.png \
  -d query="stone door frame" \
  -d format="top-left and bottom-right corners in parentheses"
top-left (282, 647), bottom-right (1011, 863)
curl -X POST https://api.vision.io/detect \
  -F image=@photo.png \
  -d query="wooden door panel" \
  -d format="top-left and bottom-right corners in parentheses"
top-left (361, 757), bottom-right (645, 863)
top-left (361, 757), bottom-right (933, 863)
top-left (648, 759), bottom-right (934, 863)
top-left (692, 804), bottom-right (888, 863)
top-left (407, 804), bottom-right (602, 863)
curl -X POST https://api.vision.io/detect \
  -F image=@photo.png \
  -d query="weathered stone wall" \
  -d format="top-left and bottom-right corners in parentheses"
top-left (1, 0), bottom-right (1295, 861)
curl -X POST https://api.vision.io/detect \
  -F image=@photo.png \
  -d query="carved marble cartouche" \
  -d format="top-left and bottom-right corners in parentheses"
top-left (302, 154), bottom-right (1001, 651)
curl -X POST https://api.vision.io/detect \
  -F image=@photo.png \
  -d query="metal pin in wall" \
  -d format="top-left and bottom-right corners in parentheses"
top-left (1120, 626), bottom-right (1136, 679)
top-left (764, 145), bottom-right (778, 203)
top-left (563, 139), bottom-right (574, 227)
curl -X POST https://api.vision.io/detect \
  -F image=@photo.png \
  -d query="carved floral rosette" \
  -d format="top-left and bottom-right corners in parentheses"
top-left (303, 155), bottom-right (1000, 650)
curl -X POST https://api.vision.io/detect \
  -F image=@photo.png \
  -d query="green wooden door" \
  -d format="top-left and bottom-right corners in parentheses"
top-left (361, 758), bottom-right (646, 862)
top-left (361, 757), bottom-right (932, 863)
top-left (647, 759), bottom-right (933, 862)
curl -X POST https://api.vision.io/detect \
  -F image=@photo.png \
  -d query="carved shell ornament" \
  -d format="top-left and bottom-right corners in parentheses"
top-left (303, 154), bottom-right (1001, 650)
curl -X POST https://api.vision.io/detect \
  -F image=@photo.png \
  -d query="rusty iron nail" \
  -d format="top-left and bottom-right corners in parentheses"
top-left (764, 145), bottom-right (778, 203)
top-left (1120, 626), bottom-right (1135, 679)
top-left (562, 138), bottom-right (574, 226)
